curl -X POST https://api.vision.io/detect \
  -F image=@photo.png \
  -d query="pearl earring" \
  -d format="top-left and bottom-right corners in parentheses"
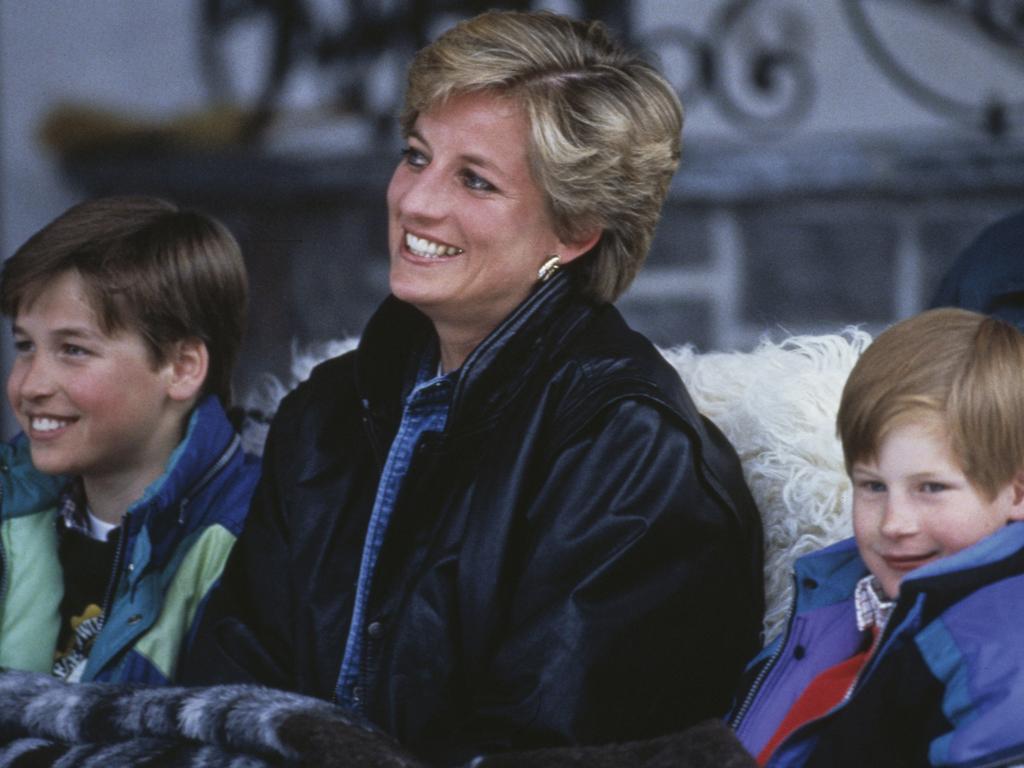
top-left (538, 255), bottom-right (561, 282)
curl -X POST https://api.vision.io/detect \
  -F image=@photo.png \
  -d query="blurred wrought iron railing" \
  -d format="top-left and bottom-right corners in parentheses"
top-left (841, 0), bottom-right (1024, 135)
top-left (198, 0), bottom-right (1024, 140)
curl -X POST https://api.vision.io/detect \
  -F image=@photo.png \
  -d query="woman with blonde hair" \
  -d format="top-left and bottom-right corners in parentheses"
top-left (186, 10), bottom-right (763, 764)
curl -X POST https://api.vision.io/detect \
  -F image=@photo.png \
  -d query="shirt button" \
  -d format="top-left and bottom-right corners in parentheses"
top-left (367, 621), bottom-right (383, 639)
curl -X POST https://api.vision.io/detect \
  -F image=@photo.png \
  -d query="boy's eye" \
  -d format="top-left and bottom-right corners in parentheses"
top-left (461, 170), bottom-right (497, 192)
top-left (857, 480), bottom-right (886, 493)
top-left (61, 343), bottom-right (90, 357)
top-left (399, 146), bottom-right (428, 168)
top-left (920, 482), bottom-right (948, 493)
top-left (12, 339), bottom-right (33, 355)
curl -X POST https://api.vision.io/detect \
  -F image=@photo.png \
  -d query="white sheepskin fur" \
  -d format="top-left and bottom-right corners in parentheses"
top-left (665, 329), bottom-right (871, 641)
top-left (241, 329), bottom-right (871, 644)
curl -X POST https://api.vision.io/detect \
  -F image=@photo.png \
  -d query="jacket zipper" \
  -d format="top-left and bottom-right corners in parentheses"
top-left (178, 434), bottom-right (241, 523)
top-left (764, 595), bottom-right (925, 764)
top-left (99, 510), bottom-right (130, 621)
top-left (87, 432), bottom-right (240, 677)
top-left (99, 434), bottom-right (241, 614)
top-left (729, 573), bottom-right (798, 731)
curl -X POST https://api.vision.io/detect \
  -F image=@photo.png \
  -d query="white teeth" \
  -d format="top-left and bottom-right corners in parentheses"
top-left (405, 233), bottom-right (463, 258)
top-left (31, 417), bottom-right (67, 432)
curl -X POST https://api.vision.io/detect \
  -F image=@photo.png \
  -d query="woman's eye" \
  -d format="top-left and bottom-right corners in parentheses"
top-left (400, 146), bottom-right (428, 168)
top-left (461, 170), bottom-right (496, 192)
top-left (858, 480), bottom-right (886, 493)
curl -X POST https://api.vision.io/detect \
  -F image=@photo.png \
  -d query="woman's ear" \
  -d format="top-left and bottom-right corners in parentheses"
top-left (557, 226), bottom-right (603, 266)
top-left (165, 338), bottom-right (209, 403)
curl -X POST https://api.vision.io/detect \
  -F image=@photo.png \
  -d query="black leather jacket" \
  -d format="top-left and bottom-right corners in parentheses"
top-left (185, 272), bottom-right (764, 766)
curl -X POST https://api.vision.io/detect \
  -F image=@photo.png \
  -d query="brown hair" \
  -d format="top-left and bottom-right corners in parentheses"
top-left (837, 307), bottom-right (1024, 499)
top-left (1, 195), bottom-right (248, 406)
top-left (400, 10), bottom-right (683, 302)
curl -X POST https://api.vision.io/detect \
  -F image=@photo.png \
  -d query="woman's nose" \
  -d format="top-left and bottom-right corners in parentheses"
top-left (394, 165), bottom-right (448, 222)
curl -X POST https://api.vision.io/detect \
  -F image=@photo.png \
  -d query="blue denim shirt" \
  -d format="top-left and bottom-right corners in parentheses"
top-left (334, 353), bottom-right (455, 711)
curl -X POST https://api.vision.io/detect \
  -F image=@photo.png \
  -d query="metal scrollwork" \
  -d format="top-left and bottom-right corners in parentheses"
top-left (198, 0), bottom-right (1024, 141)
top-left (199, 0), bottom-right (817, 141)
top-left (638, 1), bottom-right (815, 136)
top-left (707, 0), bottom-right (815, 134)
top-left (198, 0), bottom-right (631, 141)
top-left (971, 0), bottom-right (1024, 47)
top-left (842, 0), bottom-right (1024, 135)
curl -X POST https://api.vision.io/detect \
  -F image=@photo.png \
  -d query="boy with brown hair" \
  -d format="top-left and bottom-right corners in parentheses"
top-left (0, 195), bottom-right (259, 684)
top-left (731, 307), bottom-right (1024, 767)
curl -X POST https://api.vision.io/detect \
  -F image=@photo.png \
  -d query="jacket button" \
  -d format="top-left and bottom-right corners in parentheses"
top-left (794, 645), bottom-right (806, 660)
top-left (352, 686), bottom-right (364, 703)
top-left (127, 614), bottom-right (143, 625)
top-left (802, 577), bottom-right (818, 589)
top-left (367, 621), bottom-right (383, 639)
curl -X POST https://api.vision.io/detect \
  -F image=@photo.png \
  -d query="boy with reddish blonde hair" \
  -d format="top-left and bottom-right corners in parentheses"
top-left (732, 307), bottom-right (1024, 767)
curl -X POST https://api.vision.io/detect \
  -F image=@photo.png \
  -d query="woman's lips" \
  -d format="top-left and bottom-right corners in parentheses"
top-left (404, 231), bottom-right (463, 259)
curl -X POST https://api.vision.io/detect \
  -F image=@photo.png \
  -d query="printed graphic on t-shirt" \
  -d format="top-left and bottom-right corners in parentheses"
top-left (53, 604), bottom-right (105, 681)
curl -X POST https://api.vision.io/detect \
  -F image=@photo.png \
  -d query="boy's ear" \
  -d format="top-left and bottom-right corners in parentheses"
top-left (1006, 468), bottom-right (1024, 522)
top-left (165, 338), bottom-right (209, 403)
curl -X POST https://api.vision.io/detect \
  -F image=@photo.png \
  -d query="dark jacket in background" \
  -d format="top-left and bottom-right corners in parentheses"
top-left (184, 270), bottom-right (764, 766)
top-left (930, 208), bottom-right (1024, 329)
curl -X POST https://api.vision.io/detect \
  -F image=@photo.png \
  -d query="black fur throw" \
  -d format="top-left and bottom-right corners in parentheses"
top-left (0, 671), bottom-right (755, 768)
top-left (471, 720), bottom-right (757, 768)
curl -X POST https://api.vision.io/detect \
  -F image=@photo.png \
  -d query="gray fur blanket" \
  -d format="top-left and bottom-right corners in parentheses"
top-left (0, 671), bottom-right (755, 768)
top-left (0, 670), bottom-right (420, 767)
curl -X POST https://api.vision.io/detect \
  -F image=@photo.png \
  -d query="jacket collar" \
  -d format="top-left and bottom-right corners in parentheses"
top-left (0, 434), bottom-right (66, 522)
top-left (122, 395), bottom-right (241, 562)
top-left (795, 522), bottom-right (1024, 620)
top-left (356, 267), bottom-right (592, 435)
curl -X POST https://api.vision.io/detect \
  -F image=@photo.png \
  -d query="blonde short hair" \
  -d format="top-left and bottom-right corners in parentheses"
top-left (837, 308), bottom-right (1024, 499)
top-left (400, 10), bottom-right (683, 303)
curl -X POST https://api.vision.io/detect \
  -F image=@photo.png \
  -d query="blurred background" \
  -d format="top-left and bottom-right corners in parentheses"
top-left (2, 0), bottom-right (1023, 433)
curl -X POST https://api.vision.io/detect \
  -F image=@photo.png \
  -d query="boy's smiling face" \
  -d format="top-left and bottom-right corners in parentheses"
top-left (851, 419), bottom-right (1024, 599)
top-left (6, 271), bottom-right (187, 511)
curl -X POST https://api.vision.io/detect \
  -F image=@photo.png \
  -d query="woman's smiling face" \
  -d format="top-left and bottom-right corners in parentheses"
top-left (387, 91), bottom-right (578, 356)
